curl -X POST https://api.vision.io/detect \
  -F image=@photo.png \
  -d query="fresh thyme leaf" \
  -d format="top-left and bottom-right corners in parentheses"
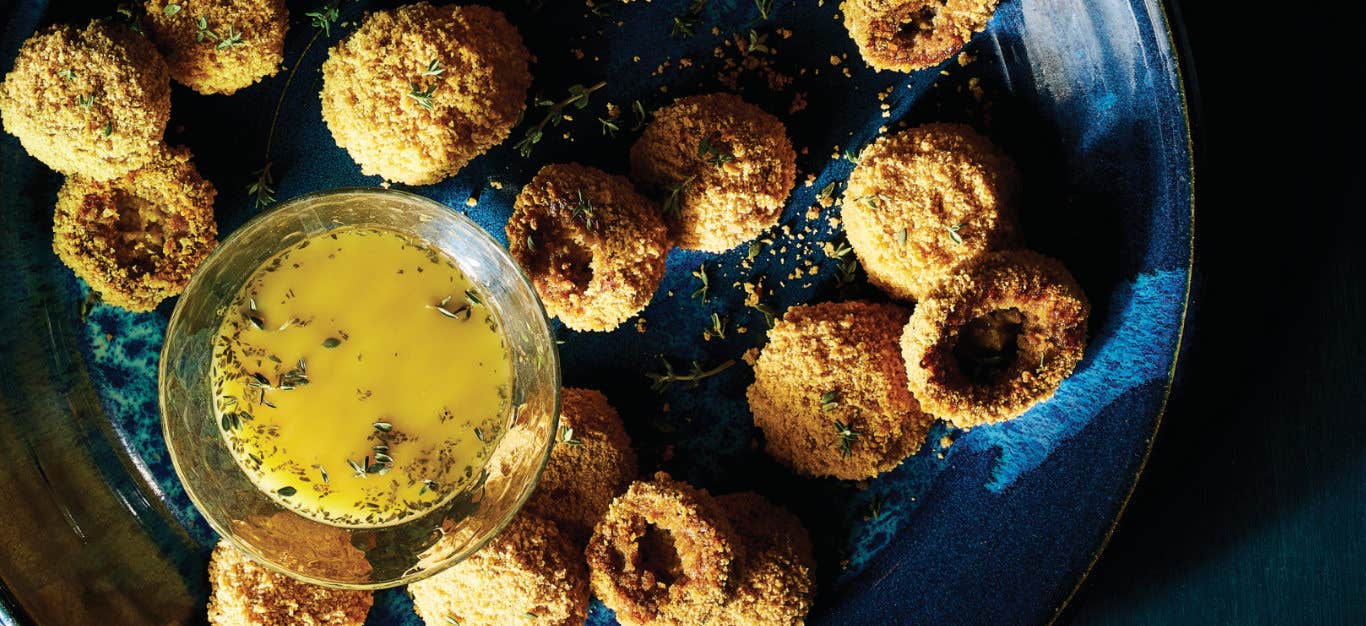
top-left (743, 30), bottom-right (771, 55)
top-left (323, 337), bottom-right (342, 348)
top-left (445, 617), bottom-right (460, 626)
top-left (834, 420), bottom-right (859, 458)
top-left (306, 2), bottom-right (341, 36)
top-left (277, 486), bottom-right (297, 497)
top-left (706, 312), bottom-right (726, 340)
top-left (598, 116), bottom-right (620, 136)
top-left (347, 458), bottom-right (366, 476)
top-left (525, 234), bottom-right (536, 251)
top-left (661, 176), bottom-right (693, 218)
top-left (408, 81), bottom-right (437, 110)
top-left (750, 301), bottom-right (778, 328)
top-left (464, 289), bottom-right (481, 306)
top-left (670, 0), bottom-right (705, 37)
top-left (560, 425), bottom-right (582, 446)
top-left (247, 161), bottom-right (275, 209)
top-left (646, 357), bottom-right (735, 392)
top-left (820, 390), bottom-right (839, 412)
top-left (697, 135), bottom-right (734, 167)
top-left (690, 263), bottom-right (710, 302)
top-left (816, 181), bottom-right (837, 205)
top-left (746, 241), bottom-right (762, 261)
top-left (946, 222), bottom-right (965, 245)
top-left (313, 464), bottom-right (329, 483)
top-left (215, 25), bottom-right (244, 50)
top-left (163, 3), bottom-right (181, 16)
top-left (514, 81), bottom-right (607, 157)
top-left (630, 100), bottom-right (648, 131)
top-left (423, 59), bottom-right (445, 76)
top-left (572, 190), bottom-right (596, 228)
top-left (102, 121), bottom-right (112, 137)
top-left (76, 94), bottom-right (94, 109)
top-left (754, 0), bottom-right (775, 20)
top-left (373, 421), bottom-right (392, 432)
top-left (474, 427), bottom-right (486, 442)
top-left (896, 228), bottom-right (908, 245)
top-left (58, 68), bottom-right (76, 80)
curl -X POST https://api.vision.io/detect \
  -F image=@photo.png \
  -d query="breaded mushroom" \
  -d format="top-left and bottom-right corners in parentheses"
top-left (508, 163), bottom-right (669, 331)
top-left (630, 93), bottom-right (796, 252)
top-left (843, 123), bottom-right (1020, 302)
top-left (842, 0), bottom-right (1001, 72)
top-left (320, 3), bottom-right (531, 185)
top-left (53, 145), bottom-right (217, 312)
top-left (710, 492), bottom-right (815, 626)
top-left (747, 300), bottom-right (931, 480)
top-left (901, 250), bottom-right (1089, 427)
top-left (524, 387), bottom-right (638, 546)
top-left (206, 541), bottom-right (373, 626)
top-left (0, 21), bottom-right (170, 181)
top-left (587, 472), bottom-right (737, 626)
top-left (409, 513), bottom-right (589, 626)
top-left (143, 0), bottom-right (288, 95)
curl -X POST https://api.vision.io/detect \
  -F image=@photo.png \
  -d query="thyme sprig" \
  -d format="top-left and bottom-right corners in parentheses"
top-left (671, 0), bottom-right (706, 38)
top-left (755, 0), bottom-right (775, 20)
top-left (946, 222), bottom-right (965, 244)
top-left (514, 81), bottom-right (607, 157)
top-left (690, 263), bottom-right (710, 302)
top-left (661, 175), bottom-right (695, 218)
top-left (835, 420), bottom-right (859, 458)
top-left (306, 1), bottom-right (342, 36)
top-left (408, 81), bottom-right (437, 110)
top-left (247, 161), bottom-right (275, 209)
top-left (647, 357), bottom-right (736, 392)
top-left (697, 136), bottom-right (734, 167)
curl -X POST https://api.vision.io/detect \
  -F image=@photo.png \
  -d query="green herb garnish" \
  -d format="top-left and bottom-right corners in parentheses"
top-left (835, 420), bottom-right (859, 458)
top-left (946, 222), bottom-right (964, 245)
top-left (697, 135), bottom-right (734, 167)
top-left (306, 2), bottom-right (341, 36)
top-left (514, 81), bottom-right (607, 157)
top-left (408, 81), bottom-right (436, 110)
top-left (647, 357), bottom-right (735, 392)
top-left (690, 263), bottom-right (710, 302)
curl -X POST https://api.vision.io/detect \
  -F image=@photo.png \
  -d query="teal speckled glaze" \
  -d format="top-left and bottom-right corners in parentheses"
top-left (0, 0), bottom-right (1192, 623)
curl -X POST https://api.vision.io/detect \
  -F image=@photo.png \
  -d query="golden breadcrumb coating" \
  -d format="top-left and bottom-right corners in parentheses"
top-left (143, 0), bottom-right (288, 95)
top-left (630, 93), bottom-right (796, 252)
top-left (0, 21), bottom-right (170, 181)
top-left (710, 492), bottom-right (815, 626)
top-left (747, 300), bottom-right (931, 480)
top-left (901, 250), bottom-right (1089, 427)
top-left (409, 513), bottom-right (589, 626)
top-left (508, 163), bottom-right (669, 331)
top-left (53, 145), bottom-right (217, 311)
top-left (320, 3), bottom-right (531, 185)
top-left (524, 387), bottom-right (638, 547)
top-left (843, 123), bottom-right (1020, 302)
top-left (586, 472), bottom-right (737, 626)
top-left (842, 0), bottom-right (1001, 72)
top-left (206, 542), bottom-right (373, 626)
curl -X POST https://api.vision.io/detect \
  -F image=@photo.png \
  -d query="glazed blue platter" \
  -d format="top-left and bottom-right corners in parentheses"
top-left (0, 0), bottom-right (1192, 624)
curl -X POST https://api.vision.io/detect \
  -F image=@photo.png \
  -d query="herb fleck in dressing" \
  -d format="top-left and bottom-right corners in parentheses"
top-left (211, 226), bottom-right (510, 527)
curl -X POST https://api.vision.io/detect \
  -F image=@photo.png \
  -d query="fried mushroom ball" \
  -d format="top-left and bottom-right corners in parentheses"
top-left (507, 163), bottom-right (669, 331)
top-left (409, 513), bottom-right (590, 626)
top-left (53, 145), bottom-right (217, 312)
top-left (143, 0), bottom-right (288, 95)
top-left (747, 300), bottom-right (931, 480)
top-left (524, 387), bottom-right (638, 546)
top-left (710, 492), bottom-right (815, 626)
top-left (901, 250), bottom-right (1089, 427)
top-left (0, 21), bottom-right (170, 181)
top-left (586, 472), bottom-right (737, 626)
top-left (842, 122), bottom-right (1020, 302)
top-left (629, 93), bottom-right (796, 252)
top-left (320, 3), bottom-right (531, 185)
top-left (206, 542), bottom-right (373, 626)
top-left (842, 0), bottom-right (1001, 72)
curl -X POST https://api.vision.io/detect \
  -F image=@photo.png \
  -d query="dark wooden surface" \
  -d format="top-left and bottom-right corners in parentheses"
top-left (1064, 3), bottom-right (1366, 624)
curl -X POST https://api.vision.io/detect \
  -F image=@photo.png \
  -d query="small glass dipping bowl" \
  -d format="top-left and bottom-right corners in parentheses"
top-left (159, 188), bottom-right (560, 589)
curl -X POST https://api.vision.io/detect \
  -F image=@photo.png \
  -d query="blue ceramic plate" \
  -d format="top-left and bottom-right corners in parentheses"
top-left (0, 0), bottom-right (1191, 623)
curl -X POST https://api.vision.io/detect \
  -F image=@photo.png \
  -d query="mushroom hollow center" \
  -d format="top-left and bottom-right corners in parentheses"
top-left (954, 307), bottom-right (1024, 384)
top-left (545, 228), bottom-right (594, 291)
top-left (638, 523), bottom-right (684, 587)
top-left (897, 3), bottom-right (941, 40)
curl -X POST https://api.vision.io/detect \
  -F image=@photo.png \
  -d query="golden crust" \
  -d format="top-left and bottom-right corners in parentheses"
top-left (409, 513), bottom-right (590, 626)
top-left (524, 387), bottom-right (638, 547)
top-left (143, 0), bottom-right (288, 95)
top-left (843, 123), bottom-right (1020, 302)
top-left (320, 3), bottom-right (531, 185)
top-left (508, 163), bottom-right (670, 331)
top-left (629, 93), bottom-right (796, 252)
top-left (206, 542), bottom-right (373, 626)
top-left (842, 0), bottom-right (1000, 72)
top-left (747, 300), bottom-right (930, 480)
top-left (710, 492), bottom-right (815, 626)
top-left (901, 250), bottom-right (1089, 426)
top-left (53, 145), bottom-right (217, 311)
top-left (586, 472), bottom-right (737, 626)
top-left (0, 21), bottom-right (170, 181)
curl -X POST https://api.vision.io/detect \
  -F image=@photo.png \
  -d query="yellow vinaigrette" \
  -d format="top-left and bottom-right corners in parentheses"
top-left (211, 226), bottom-right (510, 527)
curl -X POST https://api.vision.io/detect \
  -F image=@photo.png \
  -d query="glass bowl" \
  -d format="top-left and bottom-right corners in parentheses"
top-left (159, 188), bottom-right (560, 589)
